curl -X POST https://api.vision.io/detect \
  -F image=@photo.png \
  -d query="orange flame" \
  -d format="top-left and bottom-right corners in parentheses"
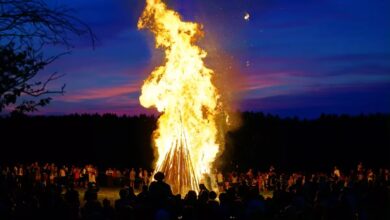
top-left (138, 0), bottom-right (229, 195)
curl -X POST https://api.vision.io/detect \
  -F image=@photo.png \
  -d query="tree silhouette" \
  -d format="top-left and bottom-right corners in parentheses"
top-left (0, 112), bottom-right (389, 170)
top-left (0, 0), bottom-right (95, 113)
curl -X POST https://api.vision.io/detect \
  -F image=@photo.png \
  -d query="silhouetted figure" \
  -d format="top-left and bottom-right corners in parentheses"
top-left (197, 186), bottom-right (209, 220)
top-left (129, 168), bottom-right (136, 189)
top-left (115, 188), bottom-right (133, 211)
top-left (144, 171), bottom-right (173, 220)
top-left (102, 198), bottom-right (115, 220)
top-left (84, 182), bottom-right (99, 202)
top-left (137, 185), bottom-right (149, 203)
top-left (149, 172), bottom-right (172, 208)
top-left (81, 187), bottom-right (103, 220)
top-left (333, 166), bottom-right (341, 179)
top-left (105, 168), bottom-right (114, 187)
top-left (64, 184), bottom-right (80, 219)
top-left (183, 190), bottom-right (197, 220)
top-left (206, 191), bottom-right (220, 220)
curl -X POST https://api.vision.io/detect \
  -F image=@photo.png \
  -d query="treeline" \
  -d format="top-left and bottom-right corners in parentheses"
top-left (0, 112), bottom-right (389, 172)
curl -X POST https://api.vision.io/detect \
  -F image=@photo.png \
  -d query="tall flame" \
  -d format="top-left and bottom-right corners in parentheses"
top-left (138, 0), bottom-right (228, 195)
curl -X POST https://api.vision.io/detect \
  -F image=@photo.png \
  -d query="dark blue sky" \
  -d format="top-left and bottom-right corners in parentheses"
top-left (37, 0), bottom-right (390, 118)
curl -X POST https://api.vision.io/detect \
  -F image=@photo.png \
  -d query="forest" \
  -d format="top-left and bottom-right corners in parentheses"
top-left (1, 112), bottom-right (389, 172)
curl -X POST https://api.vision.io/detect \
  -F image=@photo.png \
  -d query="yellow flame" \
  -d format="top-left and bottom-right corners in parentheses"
top-left (138, 0), bottom-right (228, 194)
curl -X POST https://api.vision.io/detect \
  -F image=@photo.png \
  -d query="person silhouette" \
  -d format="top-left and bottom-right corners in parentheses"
top-left (148, 172), bottom-right (172, 209)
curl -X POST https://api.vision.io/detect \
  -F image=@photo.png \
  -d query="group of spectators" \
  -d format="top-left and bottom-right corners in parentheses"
top-left (0, 163), bottom-right (152, 190)
top-left (215, 164), bottom-right (389, 194)
top-left (0, 162), bottom-right (389, 219)
top-left (0, 163), bottom-right (100, 188)
top-left (105, 168), bottom-right (150, 189)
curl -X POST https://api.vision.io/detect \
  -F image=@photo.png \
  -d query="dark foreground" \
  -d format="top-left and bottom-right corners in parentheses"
top-left (1, 164), bottom-right (390, 219)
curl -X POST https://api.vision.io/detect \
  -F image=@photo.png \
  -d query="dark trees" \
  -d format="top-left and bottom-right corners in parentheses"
top-left (0, 113), bottom-right (389, 171)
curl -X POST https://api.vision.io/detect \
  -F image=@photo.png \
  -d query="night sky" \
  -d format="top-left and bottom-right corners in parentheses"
top-left (37, 0), bottom-right (390, 118)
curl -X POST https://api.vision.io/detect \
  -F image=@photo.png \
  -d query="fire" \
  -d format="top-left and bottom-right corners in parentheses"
top-left (138, 0), bottom-right (228, 195)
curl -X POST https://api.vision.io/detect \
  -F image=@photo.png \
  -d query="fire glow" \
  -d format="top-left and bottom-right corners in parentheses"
top-left (138, 0), bottom-right (229, 195)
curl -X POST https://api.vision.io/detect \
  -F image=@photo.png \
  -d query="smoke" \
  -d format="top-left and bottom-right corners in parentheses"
top-left (203, 34), bottom-right (243, 124)
top-left (200, 31), bottom-right (244, 170)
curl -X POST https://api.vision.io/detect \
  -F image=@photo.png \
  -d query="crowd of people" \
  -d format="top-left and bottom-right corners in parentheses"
top-left (0, 162), bottom-right (389, 219)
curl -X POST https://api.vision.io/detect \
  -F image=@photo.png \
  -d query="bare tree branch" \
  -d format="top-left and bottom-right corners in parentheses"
top-left (22, 72), bottom-right (66, 97)
top-left (0, 0), bottom-right (96, 113)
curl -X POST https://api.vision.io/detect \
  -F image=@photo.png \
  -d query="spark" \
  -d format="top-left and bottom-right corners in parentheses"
top-left (244, 12), bottom-right (250, 21)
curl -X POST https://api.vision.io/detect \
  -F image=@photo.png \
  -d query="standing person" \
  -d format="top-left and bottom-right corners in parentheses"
top-left (80, 166), bottom-right (87, 188)
top-left (122, 169), bottom-right (130, 186)
top-left (129, 168), bottom-right (136, 189)
top-left (59, 166), bottom-right (67, 186)
top-left (86, 165), bottom-right (92, 183)
top-left (34, 165), bottom-right (42, 184)
top-left (217, 171), bottom-right (224, 192)
top-left (138, 168), bottom-right (144, 190)
top-left (357, 162), bottom-right (365, 181)
top-left (49, 168), bottom-right (57, 185)
top-left (268, 165), bottom-right (276, 191)
top-left (232, 172), bottom-right (238, 187)
top-left (89, 166), bottom-right (97, 184)
top-left (251, 173), bottom-right (258, 188)
top-left (105, 168), bottom-right (114, 187)
top-left (143, 169), bottom-right (149, 186)
top-left (112, 168), bottom-right (118, 186)
top-left (73, 167), bottom-right (80, 187)
top-left (116, 169), bottom-right (122, 187)
top-left (149, 172), bottom-right (172, 208)
top-left (247, 168), bottom-right (254, 179)
top-left (333, 166), bottom-right (341, 180)
top-left (16, 165), bottom-right (24, 186)
top-left (67, 166), bottom-right (73, 185)
top-left (42, 171), bottom-right (48, 187)
top-left (367, 169), bottom-right (375, 183)
top-left (357, 162), bottom-right (364, 173)
top-left (257, 172), bottom-right (264, 193)
top-left (225, 172), bottom-right (232, 189)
